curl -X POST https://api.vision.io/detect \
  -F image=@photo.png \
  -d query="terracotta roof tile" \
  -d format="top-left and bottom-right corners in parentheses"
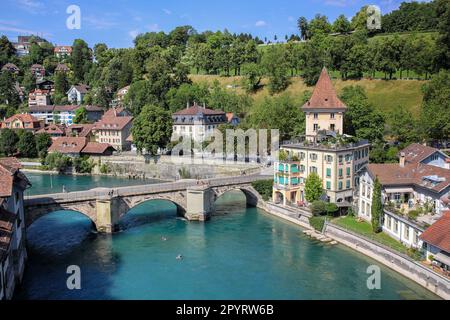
top-left (367, 163), bottom-right (450, 193)
top-left (401, 143), bottom-right (447, 165)
top-left (302, 67), bottom-right (347, 111)
top-left (36, 124), bottom-right (65, 135)
top-left (82, 142), bottom-right (115, 155)
top-left (94, 116), bottom-right (133, 131)
top-left (420, 211), bottom-right (450, 253)
top-left (48, 137), bottom-right (87, 154)
top-left (173, 104), bottom-right (226, 116)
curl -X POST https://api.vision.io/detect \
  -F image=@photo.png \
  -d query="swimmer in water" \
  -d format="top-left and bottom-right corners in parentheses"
top-left (176, 254), bottom-right (183, 260)
top-left (161, 236), bottom-right (167, 241)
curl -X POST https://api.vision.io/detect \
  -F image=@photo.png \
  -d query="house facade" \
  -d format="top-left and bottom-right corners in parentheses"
top-left (54, 46), bottom-right (72, 58)
top-left (30, 64), bottom-right (45, 80)
top-left (92, 115), bottom-right (133, 152)
top-left (67, 85), bottom-right (89, 105)
top-left (172, 103), bottom-right (227, 142)
top-left (0, 158), bottom-right (30, 300)
top-left (36, 124), bottom-right (66, 139)
top-left (273, 68), bottom-right (370, 207)
top-left (1, 114), bottom-right (43, 132)
top-left (28, 89), bottom-right (51, 107)
top-left (48, 137), bottom-right (115, 157)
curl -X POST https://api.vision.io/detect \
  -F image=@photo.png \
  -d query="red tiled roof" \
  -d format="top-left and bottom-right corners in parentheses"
top-left (420, 211), bottom-right (450, 253)
top-left (103, 107), bottom-right (130, 118)
top-left (94, 116), bottom-right (133, 131)
top-left (48, 137), bottom-right (87, 154)
top-left (82, 142), bottom-right (115, 155)
top-left (70, 84), bottom-right (90, 94)
top-left (173, 104), bottom-right (226, 116)
top-left (0, 158), bottom-right (24, 198)
top-left (67, 124), bottom-right (95, 137)
top-left (302, 67), bottom-right (347, 111)
top-left (54, 46), bottom-right (72, 53)
top-left (36, 124), bottom-right (65, 135)
top-left (367, 163), bottom-right (450, 193)
top-left (401, 143), bottom-right (447, 165)
top-left (3, 113), bottom-right (40, 124)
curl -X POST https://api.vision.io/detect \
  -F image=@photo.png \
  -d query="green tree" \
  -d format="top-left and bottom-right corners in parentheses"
top-left (371, 177), bottom-right (383, 233)
top-left (309, 14), bottom-right (332, 37)
top-left (261, 45), bottom-right (290, 94)
top-left (388, 106), bottom-right (419, 144)
top-left (0, 71), bottom-right (20, 107)
top-left (44, 152), bottom-right (72, 173)
top-left (0, 128), bottom-right (19, 156)
top-left (297, 17), bottom-right (309, 40)
top-left (74, 106), bottom-right (88, 124)
top-left (332, 14), bottom-right (351, 34)
top-left (0, 36), bottom-right (16, 67)
top-left (419, 71), bottom-right (450, 143)
top-left (71, 39), bottom-right (92, 83)
top-left (53, 71), bottom-right (69, 104)
top-left (35, 133), bottom-right (52, 159)
top-left (131, 104), bottom-right (173, 155)
top-left (305, 172), bottom-right (323, 203)
top-left (17, 130), bottom-right (37, 158)
top-left (242, 62), bottom-right (263, 92)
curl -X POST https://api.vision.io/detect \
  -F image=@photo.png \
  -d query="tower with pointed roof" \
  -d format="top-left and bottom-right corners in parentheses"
top-left (302, 68), bottom-right (347, 142)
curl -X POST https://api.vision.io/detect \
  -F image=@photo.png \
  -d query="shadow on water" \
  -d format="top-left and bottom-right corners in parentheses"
top-left (213, 190), bottom-right (248, 216)
top-left (118, 200), bottom-right (180, 231)
top-left (15, 210), bottom-right (120, 300)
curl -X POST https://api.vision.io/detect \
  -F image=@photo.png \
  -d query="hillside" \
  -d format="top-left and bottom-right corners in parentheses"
top-left (190, 75), bottom-right (426, 117)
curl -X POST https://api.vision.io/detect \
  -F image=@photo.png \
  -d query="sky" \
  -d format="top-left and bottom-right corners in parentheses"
top-left (0, 0), bottom-right (419, 48)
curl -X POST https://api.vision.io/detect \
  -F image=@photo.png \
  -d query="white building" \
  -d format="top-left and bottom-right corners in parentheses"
top-left (29, 105), bottom-right (103, 126)
top-left (67, 84), bottom-right (90, 105)
top-left (172, 103), bottom-right (228, 142)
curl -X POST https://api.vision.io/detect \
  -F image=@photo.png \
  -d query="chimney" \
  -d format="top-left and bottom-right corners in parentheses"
top-left (400, 152), bottom-right (406, 168)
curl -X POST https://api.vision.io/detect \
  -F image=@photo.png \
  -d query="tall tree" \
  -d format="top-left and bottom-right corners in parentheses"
top-left (17, 130), bottom-right (37, 158)
top-left (371, 177), bottom-right (382, 233)
top-left (305, 173), bottom-right (323, 203)
top-left (0, 36), bottom-right (16, 67)
top-left (71, 39), bottom-right (92, 83)
top-left (0, 71), bottom-right (20, 107)
top-left (131, 104), bottom-right (173, 155)
top-left (0, 128), bottom-right (19, 156)
top-left (332, 14), bottom-right (351, 34)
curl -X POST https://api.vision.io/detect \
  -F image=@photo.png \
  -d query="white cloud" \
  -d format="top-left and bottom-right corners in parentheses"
top-left (83, 15), bottom-right (117, 29)
top-left (15, 0), bottom-right (44, 14)
top-left (148, 24), bottom-right (160, 32)
top-left (163, 8), bottom-right (172, 15)
top-left (128, 29), bottom-right (140, 39)
top-left (255, 20), bottom-right (267, 27)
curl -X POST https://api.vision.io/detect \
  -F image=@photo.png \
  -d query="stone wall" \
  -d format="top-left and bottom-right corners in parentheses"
top-left (325, 223), bottom-right (450, 300)
top-left (93, 155), bottom-right (263, 180)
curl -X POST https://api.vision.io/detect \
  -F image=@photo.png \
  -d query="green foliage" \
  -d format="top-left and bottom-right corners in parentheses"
top-left (73, 106), bottom-right (88, 124)
top-left (73, 156), bottom-right (95, 174)
top-left (132, 104), bottom-right (173, 155)
top-left (44, 152), bottom-right (72, 173)
top-left (17, 130), bottom-right (37, 158)
top-left (0, 71), bottom-right (20, 108)
top-left (310, 200), bottom-right (327, 216)
top-left (35, 133), bottom-right (52, 160)
top-left (305, 173), bottom-right (323, 203)
top-left (261, 46), bottom-right (290, 94)
top-left (251, 179), bottom-right (273, 201)
top-left (70, 39), bottom-right (92, 83)
top-left (99, 163), bottom-right (111, 174)
top-left (0, 128), bottom-right (18, 156)
top-left (371, 177), bottom-right (383, 233)
top-left (309, 216), bottom-right (326, 232)
top-left (408, 210), bottom-right (420, 221)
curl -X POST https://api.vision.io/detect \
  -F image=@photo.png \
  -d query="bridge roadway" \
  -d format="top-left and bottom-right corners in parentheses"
top-left (24, 174), bottom-right (272, 233)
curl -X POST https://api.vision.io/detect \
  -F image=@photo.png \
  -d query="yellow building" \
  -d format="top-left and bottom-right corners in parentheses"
top-left (272, 68), bottom-right (370, 207)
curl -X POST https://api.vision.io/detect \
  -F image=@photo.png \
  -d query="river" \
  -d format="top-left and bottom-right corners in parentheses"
top-left (16, 173), bottom-right (439, 300)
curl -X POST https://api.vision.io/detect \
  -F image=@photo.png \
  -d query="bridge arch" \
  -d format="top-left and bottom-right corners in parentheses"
top-left (212, 185), bottom-right (262, 208)
top-left (26, 203), bottom-right (97, 229)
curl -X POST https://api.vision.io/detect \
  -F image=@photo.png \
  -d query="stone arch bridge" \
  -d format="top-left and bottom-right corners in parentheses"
top-left (24, 175), bottom-right (271, 233)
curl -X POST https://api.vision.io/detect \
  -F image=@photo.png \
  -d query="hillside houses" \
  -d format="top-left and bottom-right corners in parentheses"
top-left (67, 84), bottom-right (89, 105)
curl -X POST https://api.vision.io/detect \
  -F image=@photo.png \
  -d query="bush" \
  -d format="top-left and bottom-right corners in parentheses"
top-left (251, 179), bottom-right (273, 201)
top-left (178, 167), bottom-right (191, 179)
top-left (73, 156), bottom-right (95, 174)
top-left (325, 203), bottom-right (339, 216)
top-left (44, 152), bottom-right (72, 173)
top-left (408, 210), bottom-right (420, 220)
top-left (100, 163), bottom-right (111, 174)
top-left (310, 200), bottom-right (327, 216)
top-left (309, 216), bottom-right (326, 232)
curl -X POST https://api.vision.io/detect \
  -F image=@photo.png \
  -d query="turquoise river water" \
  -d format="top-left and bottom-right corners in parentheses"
top-left (15, 172), bottom-right (439, 300)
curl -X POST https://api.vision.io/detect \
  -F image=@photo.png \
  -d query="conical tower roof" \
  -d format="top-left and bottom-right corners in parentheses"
top-left (302, 68), bottom-right (347, 111)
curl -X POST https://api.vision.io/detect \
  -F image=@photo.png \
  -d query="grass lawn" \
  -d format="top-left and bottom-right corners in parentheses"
top-left (190, 74), bottom-right (425, 117)
top-left (332, 216), bottom-right (411, 256)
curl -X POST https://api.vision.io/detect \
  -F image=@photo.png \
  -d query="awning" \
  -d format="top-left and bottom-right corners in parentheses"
top-left (384, 188), bottom-right (414, 194)
top-left (434, 252), bottom-right (450, 267)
